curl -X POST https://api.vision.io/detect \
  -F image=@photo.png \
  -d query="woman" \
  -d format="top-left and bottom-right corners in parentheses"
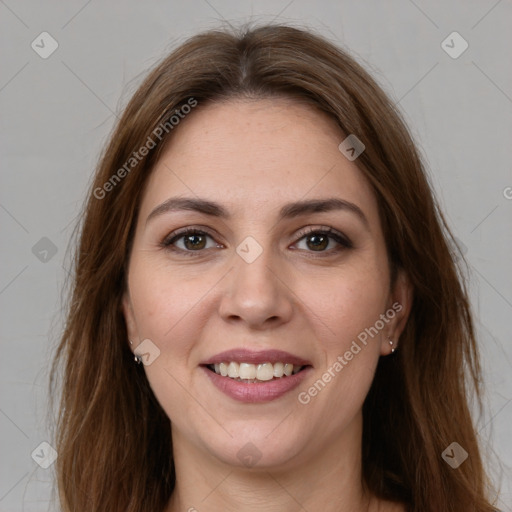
top-left (50, 23), bottom-right (499, 511)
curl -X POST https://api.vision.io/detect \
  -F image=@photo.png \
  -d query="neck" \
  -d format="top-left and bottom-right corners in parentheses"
top-left (165, 412), bottom-right (378, 512)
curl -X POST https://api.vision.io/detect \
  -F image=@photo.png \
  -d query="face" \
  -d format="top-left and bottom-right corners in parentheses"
top-left (123, 98), bottom-right (411, 471)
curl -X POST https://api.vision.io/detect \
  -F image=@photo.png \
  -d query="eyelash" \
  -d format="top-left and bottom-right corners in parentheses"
top-left (161, 225), bottom-right (353, 258)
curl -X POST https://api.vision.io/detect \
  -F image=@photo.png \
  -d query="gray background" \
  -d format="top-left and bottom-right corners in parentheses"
top-left (1, 1), bottom-right (511, 510)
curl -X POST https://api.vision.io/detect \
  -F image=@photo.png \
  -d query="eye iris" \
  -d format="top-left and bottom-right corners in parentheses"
top-left (184, 233), bottom-right (206, 250)
top-left (307, 233), bottom-right (328, 251)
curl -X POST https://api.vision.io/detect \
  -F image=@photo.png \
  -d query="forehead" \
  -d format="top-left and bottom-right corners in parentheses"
top-left (139, 98), bottom-right (379, 225)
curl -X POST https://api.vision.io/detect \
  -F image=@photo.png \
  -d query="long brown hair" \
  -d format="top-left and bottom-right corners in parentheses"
top-left (50, 23), bottom-right (498, 511)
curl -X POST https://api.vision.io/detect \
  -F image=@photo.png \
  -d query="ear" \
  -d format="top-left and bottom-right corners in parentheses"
top-left (380, 269), bottom-right (414, 355)
top-left (121, 291), bottom-right (140, 349)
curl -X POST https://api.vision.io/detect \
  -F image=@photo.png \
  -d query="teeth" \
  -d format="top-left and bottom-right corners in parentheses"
top-left (256, 363), bottom-right (274, 381)
top-left (239, 363), bottom-right (256, 380)
top-left (273, 362), bottom-right (284, 378)
top-left (211, 361), bottom-right (303, 381)
top-left (227, 362), bottom-right (239, 378)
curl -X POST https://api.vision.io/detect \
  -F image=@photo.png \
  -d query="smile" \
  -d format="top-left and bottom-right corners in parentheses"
top-left (207, 361), bottom-right (304, 382)
top-left (200, 349), bottom-right (313, 403)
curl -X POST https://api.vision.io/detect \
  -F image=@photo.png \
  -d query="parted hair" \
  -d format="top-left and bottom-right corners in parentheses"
top-left (50, 23), bottom-right (498, 512)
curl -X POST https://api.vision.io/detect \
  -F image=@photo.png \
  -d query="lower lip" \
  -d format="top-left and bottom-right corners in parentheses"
top-left (201, 366), bottom-right (312, 403)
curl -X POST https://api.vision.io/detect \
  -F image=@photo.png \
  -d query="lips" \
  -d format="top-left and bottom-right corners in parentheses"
top-left (200, 348), bottom-right (313, 403)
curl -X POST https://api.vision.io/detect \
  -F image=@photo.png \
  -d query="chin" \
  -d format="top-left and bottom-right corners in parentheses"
top-left (195, 421), bottom-right (310, 470)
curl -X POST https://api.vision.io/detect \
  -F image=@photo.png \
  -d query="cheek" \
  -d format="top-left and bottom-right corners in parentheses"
top-left (298, 278), bottom-right (386, 406)
top-left (300, 263), bottom-right (389, 352)
top-left (288, 269), bottom-right (388, 438)
top-left (127, 258), bottom-right (200, 359)
top-left (127, 261), bottom-right (204, 420)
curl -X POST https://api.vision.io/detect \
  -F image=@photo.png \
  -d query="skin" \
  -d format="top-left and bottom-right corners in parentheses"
top-left (123, 97), bottom-right (412, 512)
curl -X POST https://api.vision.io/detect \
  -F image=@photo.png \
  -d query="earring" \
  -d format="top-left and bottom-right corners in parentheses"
top-left (129, 340), bottom-right (142, 364)
top-left (388, 337), bottom-right (396, 353)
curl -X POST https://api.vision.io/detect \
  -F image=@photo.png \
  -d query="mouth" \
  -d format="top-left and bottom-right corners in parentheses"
top-left (203, 361), bottom-right (309, 383)
top-left (200, 349), bottom-right (313, 402)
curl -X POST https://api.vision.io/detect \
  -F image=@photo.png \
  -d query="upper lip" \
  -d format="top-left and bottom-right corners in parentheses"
top-left (201, 349), bottom-right (312, 367)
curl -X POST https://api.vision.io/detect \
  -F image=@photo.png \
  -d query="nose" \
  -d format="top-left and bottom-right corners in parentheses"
top-left (218, 242), bottom-right (294, 330)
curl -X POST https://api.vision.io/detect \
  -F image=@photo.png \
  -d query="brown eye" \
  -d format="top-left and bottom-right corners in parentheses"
top-left (162, 228), bottom-right (220, 254)
top-left (162, 226), bottom-right (352, 257)
top-left (294, 227), bottom-right (352, 255)
top-left (304, 232), bottom-right (329, 251)
top-left (181, 232), bottom-right (207, 250)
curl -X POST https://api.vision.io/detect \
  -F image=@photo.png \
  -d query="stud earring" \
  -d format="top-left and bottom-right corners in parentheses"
top-left (388, 337), bottom-right (396, 353)
top-left (129, 340), bottom-right (142, 364)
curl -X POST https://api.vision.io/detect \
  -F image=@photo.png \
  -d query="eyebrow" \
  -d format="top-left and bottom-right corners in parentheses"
top-left (146, 196), bottom-right (369, 229)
